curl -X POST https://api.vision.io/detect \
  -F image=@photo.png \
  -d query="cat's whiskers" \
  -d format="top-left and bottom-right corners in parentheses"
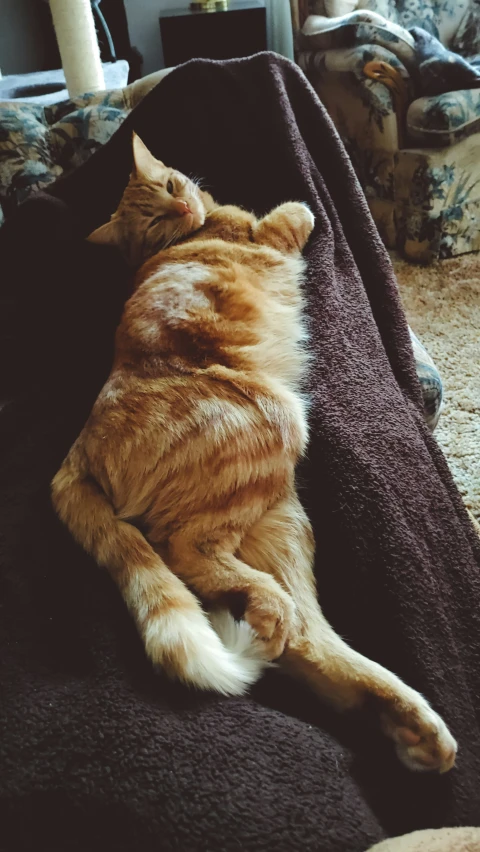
top-left (164, 223), bottom-right (182, 250)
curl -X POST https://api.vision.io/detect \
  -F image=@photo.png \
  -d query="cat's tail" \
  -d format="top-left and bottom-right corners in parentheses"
top-left (51, 460), bottom-right (267, 695)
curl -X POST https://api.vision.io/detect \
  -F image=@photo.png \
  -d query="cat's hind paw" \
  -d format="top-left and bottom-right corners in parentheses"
top-left (381, 698), bottom-right (457, 773)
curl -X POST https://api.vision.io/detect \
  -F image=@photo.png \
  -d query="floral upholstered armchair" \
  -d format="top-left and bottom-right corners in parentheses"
top-left (293, 0), bottom-right (480, 261)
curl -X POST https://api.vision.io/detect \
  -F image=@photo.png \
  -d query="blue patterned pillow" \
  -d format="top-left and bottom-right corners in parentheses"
top-left (0, 90), bottom-right (128, 225)
top-left (409, 328), bottom-right (443, 431)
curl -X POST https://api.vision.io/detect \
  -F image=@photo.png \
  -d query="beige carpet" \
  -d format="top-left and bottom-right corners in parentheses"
top-left (392, 253), bottom-right (480, 523)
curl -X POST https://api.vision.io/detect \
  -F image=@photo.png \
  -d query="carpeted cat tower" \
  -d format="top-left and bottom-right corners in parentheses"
top-left (0, 0), bottom-right (129, 104)
top-left (48, 0), bottom-right (105, 97)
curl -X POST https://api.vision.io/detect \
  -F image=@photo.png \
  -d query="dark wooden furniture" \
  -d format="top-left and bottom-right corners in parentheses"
top-left (159, 1), bottom-right (267, 68)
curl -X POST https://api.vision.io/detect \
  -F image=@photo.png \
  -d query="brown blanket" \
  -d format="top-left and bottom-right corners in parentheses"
top-left (1, 53), bottom-right (480, 852)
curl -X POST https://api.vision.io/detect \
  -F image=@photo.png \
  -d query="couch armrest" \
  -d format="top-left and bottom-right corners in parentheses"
top-left (407, 88), bottom-right (480, 147)
top-left (299, 44), bottom-right (410, 151)
top-left (300, 42), bottom-right (407, 82)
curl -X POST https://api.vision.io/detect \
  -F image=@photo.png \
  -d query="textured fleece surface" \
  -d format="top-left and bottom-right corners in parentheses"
top-left (1, 53), bottom-right (480, 852)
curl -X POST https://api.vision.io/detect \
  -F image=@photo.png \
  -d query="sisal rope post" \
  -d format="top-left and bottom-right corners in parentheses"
top-left (49, 0), bottom-right (105, 97)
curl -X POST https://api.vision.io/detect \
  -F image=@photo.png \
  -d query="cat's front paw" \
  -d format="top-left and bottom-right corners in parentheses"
top-left (299, 202), bottom-right (315, 230)
top-left (245, 583), bottom-right (295, 660)
top-left (381, 695), bottom-right (457, 773)
top-left (255, 202), bottom-right (315, 253)
top-left (280, 201), bottom-right (315, 250)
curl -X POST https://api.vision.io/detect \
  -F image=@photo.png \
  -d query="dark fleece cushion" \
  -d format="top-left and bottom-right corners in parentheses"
top-left (1, 54), bottom-right (480, 852)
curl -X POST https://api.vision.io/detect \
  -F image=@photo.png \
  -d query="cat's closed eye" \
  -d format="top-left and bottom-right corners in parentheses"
top-left (149, 215), bottom-right (166, 229)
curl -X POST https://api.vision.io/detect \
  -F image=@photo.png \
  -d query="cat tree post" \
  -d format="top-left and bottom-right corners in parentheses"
top-left (49, 0), bottom-right (105, 97)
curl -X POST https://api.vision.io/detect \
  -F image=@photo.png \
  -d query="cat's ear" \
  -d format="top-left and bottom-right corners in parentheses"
top-left (87, 219), bottom-right (119, 247)
top-left (132, 132), bottom-right (162, 180)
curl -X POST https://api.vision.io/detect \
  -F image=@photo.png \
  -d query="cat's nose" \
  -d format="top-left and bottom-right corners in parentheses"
top-left (173, 200), bottom-right (192, 216)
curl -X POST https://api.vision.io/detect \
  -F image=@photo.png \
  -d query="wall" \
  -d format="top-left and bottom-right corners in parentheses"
top-left (0, 0), bottom-right (46, 75)
top-left (124, 0), bottom-right (189, 75)
top-left (124, 1), bottom-right (293, 77)
top-left (1, 0), bottom-right (290, 81)
top-left (0, 0), bottom-right (166, 79)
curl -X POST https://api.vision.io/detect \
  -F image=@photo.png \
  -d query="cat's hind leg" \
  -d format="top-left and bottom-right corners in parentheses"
top-left (52, 460), bottom-right (263, 696)
top-left (238, 490), bottom-right (457, 773)
top-left (168, 525), bottom-right (295, 661)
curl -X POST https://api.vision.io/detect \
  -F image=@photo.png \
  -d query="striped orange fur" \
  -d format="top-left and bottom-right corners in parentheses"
top-left (52, 134), bottom-right (456, 772)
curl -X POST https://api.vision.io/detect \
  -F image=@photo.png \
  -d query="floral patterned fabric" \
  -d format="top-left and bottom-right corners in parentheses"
top-left (357, 0), bottom-right (470, 44)
top-left (408, 26), bottom-right (480, 97)
top-left (309, 0), bottom-right (470, 44)
top-left (409, 328), bottom-right (443, 431)
top-left (0, 90), bottom-right (129, 227)
top-left (451, 0), bottom-right (480, 57)
top-left (299, 5), bottom-right (480, 94)
top-left (299, 0), bottom-right (480, 261)
top-left (299, 11), bottom-right (417, 65)
top-left (408, 87), bottom-right (480, 145)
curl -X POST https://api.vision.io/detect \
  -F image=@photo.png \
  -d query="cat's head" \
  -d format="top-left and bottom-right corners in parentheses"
top-left (87, 133), bottom-right (215, 267)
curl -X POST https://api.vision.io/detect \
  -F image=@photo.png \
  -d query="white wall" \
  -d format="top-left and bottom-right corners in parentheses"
top-left (0, 0), bottom-right (46, 75)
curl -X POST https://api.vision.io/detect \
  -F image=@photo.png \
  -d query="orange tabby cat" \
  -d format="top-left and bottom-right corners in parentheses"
top-left (52, 134), bottom-right (457, 773)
